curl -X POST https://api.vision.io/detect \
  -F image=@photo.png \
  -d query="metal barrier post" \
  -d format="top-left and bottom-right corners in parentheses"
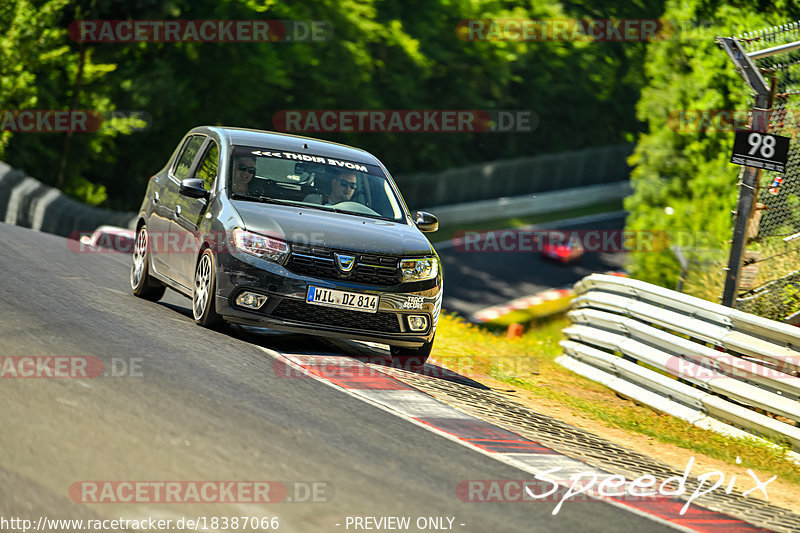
top-left (718, 37), bottom-right (772, 307)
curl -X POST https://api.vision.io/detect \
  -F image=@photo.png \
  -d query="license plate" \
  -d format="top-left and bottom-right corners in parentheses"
top-left (306, 286), bottom-right (378, 313)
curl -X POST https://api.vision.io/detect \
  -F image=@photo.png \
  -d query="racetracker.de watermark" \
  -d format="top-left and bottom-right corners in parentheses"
top-left (452, 229), bottom-right (718, 253)
top-left (0, 110), bottom-right (151, 133)
top-left (1, 516), bottom-right (279, 532)
top-left (456, 19), bottom-right (714, 42)
top-left (69, 481), bottom-right (331, 503)
top-left (272, 110), bottom-right (537, 133)
top-left (666, 355), bottom-right (800, 380)
top-left (0, 356), bottom-right (142, 378)
top-left (272, 356), bottom-right (530, 378)
top-left (669, 109), bottom-right (800, 133)
top-left (68, 230), bottom-right (328, 254)
top-left (68, 20), bottom-right (333, 43)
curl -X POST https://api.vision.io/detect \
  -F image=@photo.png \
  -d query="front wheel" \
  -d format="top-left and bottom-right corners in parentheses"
top-left (130, 224), bottom-right (166, 301)
top-left (193, 249), bottom-right (224, 329)
top-left (390, 336), bottom-right (434, 369)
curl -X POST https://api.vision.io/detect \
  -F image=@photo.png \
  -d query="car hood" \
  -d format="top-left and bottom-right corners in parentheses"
top-left (230, 200), bottom-right (435, 256)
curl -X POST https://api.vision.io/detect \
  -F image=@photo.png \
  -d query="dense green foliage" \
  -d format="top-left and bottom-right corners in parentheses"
top-left (8, 0), bottom-right (800, 300)
top-left (0, 0), bottom-right (118, 203)
top-left (624, 0), bottom-right (800, 290)
top-left (2, 0), bottom-right (661, 209)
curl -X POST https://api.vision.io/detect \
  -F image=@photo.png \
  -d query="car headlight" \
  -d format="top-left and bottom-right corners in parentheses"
top-left (232, 228), bottom-right (289, 264)
top-left (400, 257), bottom-right (439, 282)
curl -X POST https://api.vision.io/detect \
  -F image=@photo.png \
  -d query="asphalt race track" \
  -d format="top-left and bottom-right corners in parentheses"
top-left (0, 222), bottom-right (684, 532)
top-left (435, 212), bottom-right (629, 317)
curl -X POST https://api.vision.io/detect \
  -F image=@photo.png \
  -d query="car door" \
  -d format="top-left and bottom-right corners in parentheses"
top-left (171, 138), bottom-right (219, 289)
top-left (148, 134), bottom-right (204, 277)
top-left (152, 134), bottom-right (205, 281)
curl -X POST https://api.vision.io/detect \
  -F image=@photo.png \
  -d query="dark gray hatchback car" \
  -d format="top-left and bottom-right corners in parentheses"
top-left (130, 126), bottom-right (442, 365)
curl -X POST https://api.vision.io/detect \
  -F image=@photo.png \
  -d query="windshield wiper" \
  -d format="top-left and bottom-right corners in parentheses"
top-left (232, 193), bottom-right (306, 207)
top-left (244, 195), bottom-right (301, 207)
top-left (312, 204), bottom-right (396, 222)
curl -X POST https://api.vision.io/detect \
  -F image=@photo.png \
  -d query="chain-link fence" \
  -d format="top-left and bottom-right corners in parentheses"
top-left (725, 23), bottom-right (800, 320)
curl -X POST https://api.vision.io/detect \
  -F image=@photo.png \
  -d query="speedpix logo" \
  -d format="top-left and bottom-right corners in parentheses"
top-left (272, 110), bottom-right (537, 133)
top-left (458, 456), bottom-right (776, 515)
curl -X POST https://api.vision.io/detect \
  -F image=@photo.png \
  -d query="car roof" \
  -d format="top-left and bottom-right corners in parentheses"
top-left (193, 126), bottom-right (382, 166)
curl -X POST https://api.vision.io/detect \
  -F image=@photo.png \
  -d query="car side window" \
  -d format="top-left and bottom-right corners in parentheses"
top-left (195, 142), bottom-right (219, 191)
top-left (173, 135), bottom-right (204, 180)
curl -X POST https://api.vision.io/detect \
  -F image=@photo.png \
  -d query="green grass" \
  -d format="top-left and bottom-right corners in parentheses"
top-left (479, 294), bottom-right (575, 327)
top-left (433, 313), bottom-right (800, 486)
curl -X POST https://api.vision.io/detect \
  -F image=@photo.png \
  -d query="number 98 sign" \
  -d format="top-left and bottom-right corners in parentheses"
top-left (730, 131), bottom-right (790, 173)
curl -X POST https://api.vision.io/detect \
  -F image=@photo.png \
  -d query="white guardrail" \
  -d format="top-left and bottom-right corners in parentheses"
top-left (557, 273), bottom-right (800, 458)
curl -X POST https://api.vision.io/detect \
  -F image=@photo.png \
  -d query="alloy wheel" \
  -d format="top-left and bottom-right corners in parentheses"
top-left (193, 253), bottom-right (212, 320)
top-left (130, 228), bottom-right (148, 290)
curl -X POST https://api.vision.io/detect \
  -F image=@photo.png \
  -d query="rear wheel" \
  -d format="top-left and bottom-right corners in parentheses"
top-left (193, 250), bottom-right (225, 329)
top-left (391, 336), bottom-right (434, 369)
top-left (130, 224), bottom-right (166, 301)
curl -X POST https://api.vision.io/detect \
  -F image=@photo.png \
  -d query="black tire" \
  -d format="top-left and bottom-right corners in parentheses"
top-left (192, 249), bottom-right (225, 329)
top-left (391, 336), bottom-right (434, 369)
top-left (130, 224), bottom-right (166, 301)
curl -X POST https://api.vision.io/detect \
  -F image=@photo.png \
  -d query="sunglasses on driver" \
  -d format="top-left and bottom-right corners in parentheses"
top-left (238, 163), bottom-right (256, 174)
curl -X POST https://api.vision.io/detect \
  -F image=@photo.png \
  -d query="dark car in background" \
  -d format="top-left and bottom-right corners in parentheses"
top-left (130, 126), bottom-right (442, 365)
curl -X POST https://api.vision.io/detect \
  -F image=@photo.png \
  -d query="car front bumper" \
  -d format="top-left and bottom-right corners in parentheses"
top-left (214, 251), bottom-right (442, 348)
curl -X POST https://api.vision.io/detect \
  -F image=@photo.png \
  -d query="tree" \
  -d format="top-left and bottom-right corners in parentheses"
top-left (624, 0), bottom-right (800, 292)
top-left (4, 0), bottom-right (664, 211)
top-left (1, 0), bottom-right (117, 205)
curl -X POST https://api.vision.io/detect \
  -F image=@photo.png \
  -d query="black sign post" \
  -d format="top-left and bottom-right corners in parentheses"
top-left (730, 131), bottom-right (790, 173)
top-left (718, 37), bottom-right (775, 307)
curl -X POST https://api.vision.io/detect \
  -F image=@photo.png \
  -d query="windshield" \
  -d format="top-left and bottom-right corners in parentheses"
top-left (228, 145), bottom-right (407, 222)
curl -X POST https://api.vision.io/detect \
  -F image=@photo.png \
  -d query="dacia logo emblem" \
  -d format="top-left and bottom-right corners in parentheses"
top-left (335, 253), bottom-right (355, 272)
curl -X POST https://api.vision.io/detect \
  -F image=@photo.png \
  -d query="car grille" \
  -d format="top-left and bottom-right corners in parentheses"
top-left (271, 299), bottom-right (402, 333)
top-left (286, 244), bottom-right (399, 286)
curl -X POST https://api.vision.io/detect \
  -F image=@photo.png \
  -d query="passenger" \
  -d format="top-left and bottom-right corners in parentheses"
top-left (304, 172), bottom-right (358, 205)
top-left (231, 155), bottom-right (256, 195)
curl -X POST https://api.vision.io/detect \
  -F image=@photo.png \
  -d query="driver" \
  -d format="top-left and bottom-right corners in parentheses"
top-left (304, 172), bottom-right (358, 205)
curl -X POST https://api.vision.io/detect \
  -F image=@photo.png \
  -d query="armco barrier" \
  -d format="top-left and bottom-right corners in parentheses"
top-left (397, 143), bottom-right (633, 209)
top-left (558, 273), bottom-right (800, 456)
top-left (0, 160), bottom-right (135, 236)
top-left (420, 182), bottom-right (630, 226)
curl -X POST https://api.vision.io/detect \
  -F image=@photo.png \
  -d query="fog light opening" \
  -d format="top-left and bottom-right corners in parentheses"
top-left (236, 292), bottom-right (268, 310)
top-left (407, 315), bottom-right (428, 332)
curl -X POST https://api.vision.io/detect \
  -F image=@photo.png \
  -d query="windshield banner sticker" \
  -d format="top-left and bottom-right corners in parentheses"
top-left (250, 150), bottom-right (368, 172)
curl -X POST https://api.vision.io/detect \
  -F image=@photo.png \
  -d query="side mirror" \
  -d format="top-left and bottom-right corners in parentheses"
top-left (180, 178), bottom-right (209, 199)
top-left (414, 211), bottom-right (438, 233)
